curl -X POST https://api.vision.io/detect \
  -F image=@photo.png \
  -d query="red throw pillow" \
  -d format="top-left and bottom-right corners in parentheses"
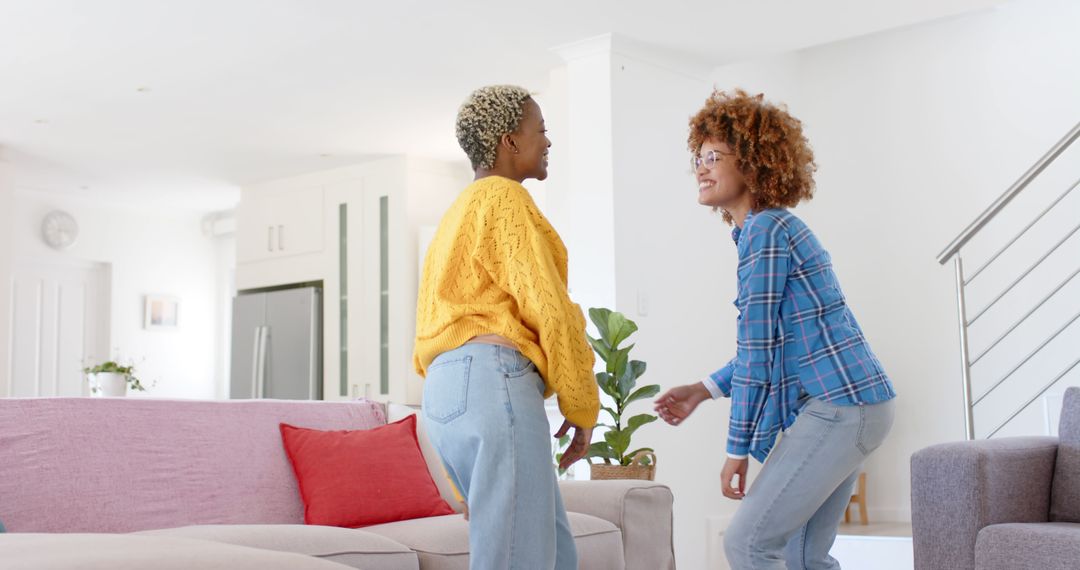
top-left (280, 415), bottom-right (454, 527)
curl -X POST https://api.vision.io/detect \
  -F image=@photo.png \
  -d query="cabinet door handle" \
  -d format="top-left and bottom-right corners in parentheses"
top-left (256, 326), bottom-right (269, 398)
top-left (278, 225), bottom-right (284, 251)
top-left (250, 327), bottom-right (263, 398)
top-left (267, 226), bottom-right (274, 252)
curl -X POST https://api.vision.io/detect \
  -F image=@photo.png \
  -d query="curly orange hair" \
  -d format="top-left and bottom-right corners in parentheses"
top-left (688, 89), bottom-right (817, 224)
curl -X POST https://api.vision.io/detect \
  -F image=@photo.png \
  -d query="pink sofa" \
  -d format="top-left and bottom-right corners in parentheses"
top-left (0, 398), bottom-right (675, 569)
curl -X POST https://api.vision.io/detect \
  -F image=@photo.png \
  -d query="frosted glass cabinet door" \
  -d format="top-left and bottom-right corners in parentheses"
top-left (321, 177), bottom-right (364, 402)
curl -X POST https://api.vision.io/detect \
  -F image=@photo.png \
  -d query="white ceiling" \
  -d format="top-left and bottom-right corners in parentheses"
top-left (0, 0), bottom-right (1006, 212)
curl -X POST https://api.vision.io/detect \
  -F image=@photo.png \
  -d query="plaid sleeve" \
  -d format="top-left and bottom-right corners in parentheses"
top-left (706, 358), bottom-right (736, 398)
top-left (727, 218), bottom-right (790, 457)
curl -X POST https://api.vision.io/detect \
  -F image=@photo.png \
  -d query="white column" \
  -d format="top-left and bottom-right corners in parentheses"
top-left (0, 159), bottom-right (14, 397)
top-left (549, 34), bottom-right (731, 570)
top-left (544, 35), bottom-right (618, 316)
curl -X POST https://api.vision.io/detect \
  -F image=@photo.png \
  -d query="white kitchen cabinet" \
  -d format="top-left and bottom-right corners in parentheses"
top-left (234, 158), bottom-right (470, 405)
top-left (236, 187), bottom-right (324, 264)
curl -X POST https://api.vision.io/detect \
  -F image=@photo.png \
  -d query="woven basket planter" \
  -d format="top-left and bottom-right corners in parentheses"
top-left (589, 450), bottom-right (656, 481)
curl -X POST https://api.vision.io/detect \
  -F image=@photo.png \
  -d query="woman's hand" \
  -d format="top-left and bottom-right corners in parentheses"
top-left (654, 383), bottom-right (711, 426)
top-left (720, 457), bottom-right (748, 500)
top-left (555, 420), bottom-right (593, 471)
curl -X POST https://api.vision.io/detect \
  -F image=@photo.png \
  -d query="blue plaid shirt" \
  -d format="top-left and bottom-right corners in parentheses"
top-left (706, 209), bottom-right (895, 462)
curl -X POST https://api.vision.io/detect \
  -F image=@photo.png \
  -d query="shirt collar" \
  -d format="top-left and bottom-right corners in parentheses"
top-left (731, 210), bottom-right (756, 245)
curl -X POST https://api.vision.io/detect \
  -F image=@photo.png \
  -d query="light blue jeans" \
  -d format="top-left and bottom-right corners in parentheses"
top-left (422, 343), bottom-right (577, 570)
top-left (724, 397), bottom-right (896, 569)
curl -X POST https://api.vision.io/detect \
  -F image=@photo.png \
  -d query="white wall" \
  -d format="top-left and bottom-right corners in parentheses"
top-left (543, 35), bottom-right (740, 570)
top-left (531, 2), bottom-right (1080, 567)
top-left (705, 0), bottom-right (1080, 526)
top-left (0, 164), bottom-right (13, 397)
top-left (212, 232), bottom-right (236, 399)
top-left (10, 190), bottom-right (224, 399)
top-left (608, 45), bottom-right (743, 570)
top-left (545, 37), bottom-right (619, 314)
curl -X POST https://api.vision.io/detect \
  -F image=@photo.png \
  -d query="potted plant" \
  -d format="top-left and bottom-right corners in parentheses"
top-left (584, 308), bottom-right (661, 481)
top-left (84, 360), bottom-right (147, 397)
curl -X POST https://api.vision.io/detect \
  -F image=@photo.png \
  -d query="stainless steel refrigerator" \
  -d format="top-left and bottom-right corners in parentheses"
top-left (230, 286), bottom-right (322, 400)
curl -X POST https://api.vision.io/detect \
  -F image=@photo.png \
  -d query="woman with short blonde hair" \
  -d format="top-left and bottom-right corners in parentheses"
top-left (414, 85), bottom-right (598, 570)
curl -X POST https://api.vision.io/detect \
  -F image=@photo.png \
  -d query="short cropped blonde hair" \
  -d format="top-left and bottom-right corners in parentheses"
top-left (455, 85), bottom-right (532, 170)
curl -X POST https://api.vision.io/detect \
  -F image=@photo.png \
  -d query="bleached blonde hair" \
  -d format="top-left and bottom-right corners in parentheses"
top-left (455, 85), bottom-right (532, 170)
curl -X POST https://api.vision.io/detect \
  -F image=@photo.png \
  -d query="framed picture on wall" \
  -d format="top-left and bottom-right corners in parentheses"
top-left (144, 295), bottom-right (179, 330)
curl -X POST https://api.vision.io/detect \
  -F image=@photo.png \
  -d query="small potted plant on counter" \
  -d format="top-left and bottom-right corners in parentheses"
top-left (84, 360), bottom-right (147, 397)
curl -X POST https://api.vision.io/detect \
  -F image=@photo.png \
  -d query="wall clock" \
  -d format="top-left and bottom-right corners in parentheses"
top-left (41, 210), bottom-right (79, 250)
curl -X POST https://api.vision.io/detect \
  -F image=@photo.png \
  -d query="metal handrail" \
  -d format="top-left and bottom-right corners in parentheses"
top-left (967, 220), bottom-right (1080, 326)
top-left (954, 258), bottom-right (976, 440)
top-left (986, 354), bottom-right (1080, 439)
top-left (970, 265), bottom-right (1080, 365)
top-left (973, 306), bottom-right (1080, 406)
top-left (938, 121), bottom-right (1080, 265)
top-left (944, 121), bottom-right (1080, 441)
top-left (966, 178), bottom-right (1080, 285)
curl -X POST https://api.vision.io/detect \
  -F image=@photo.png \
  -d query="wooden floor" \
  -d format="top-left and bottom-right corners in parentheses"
top-left (837, 521), bottom-right (913, 537)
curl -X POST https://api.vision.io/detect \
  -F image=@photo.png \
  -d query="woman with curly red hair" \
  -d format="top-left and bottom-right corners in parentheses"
top-left (655, 90), bottom-right (897, 569)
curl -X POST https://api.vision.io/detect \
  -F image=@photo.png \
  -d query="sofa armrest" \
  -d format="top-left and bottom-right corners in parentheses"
top-left (559, 480), bottom-right (675, 570)
top-left (911, 436), bottom-right (1058, 570)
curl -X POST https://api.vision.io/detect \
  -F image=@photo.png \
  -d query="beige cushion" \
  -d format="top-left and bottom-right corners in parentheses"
top-left (137, 524), bottom-right (418, 570)
top-left (0, 533), bottom-right (352, 570)
top-left (559, 480), bottom-right (675, 570)
top-left (363, 512), bottom-right (624, 570)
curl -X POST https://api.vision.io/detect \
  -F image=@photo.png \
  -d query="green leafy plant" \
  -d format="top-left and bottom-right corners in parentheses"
top-left (553, 433), bottom-right (571, 477)
top-left (83, 361), bottom-right (147, 392)
top-left (585, 308), bottom-right (660, 466)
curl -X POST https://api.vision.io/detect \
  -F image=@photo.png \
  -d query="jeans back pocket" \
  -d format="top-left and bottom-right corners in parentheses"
top-left (856, 399), bottom-right (896, 456)
top-left (497, 346), bottom-right (535, 378)
top-left (423, 356), bottom-right (472, 424)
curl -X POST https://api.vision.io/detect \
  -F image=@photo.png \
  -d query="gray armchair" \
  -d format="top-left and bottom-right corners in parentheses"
top-left (911, 387), bottom-right (1080, 569)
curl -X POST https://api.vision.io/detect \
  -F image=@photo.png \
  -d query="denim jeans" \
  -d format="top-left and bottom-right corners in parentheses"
top-left (422, 343), bottom-right (577, 570)
top-left (724, 397), bottom-right (896, 569)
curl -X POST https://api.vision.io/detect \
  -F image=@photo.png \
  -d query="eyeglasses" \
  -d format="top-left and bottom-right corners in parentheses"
top-left (691, 149), bottom-right (733, 171)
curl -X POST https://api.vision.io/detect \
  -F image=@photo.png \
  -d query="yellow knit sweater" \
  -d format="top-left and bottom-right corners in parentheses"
top-left (413, 176), bottom-right (599, 429)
